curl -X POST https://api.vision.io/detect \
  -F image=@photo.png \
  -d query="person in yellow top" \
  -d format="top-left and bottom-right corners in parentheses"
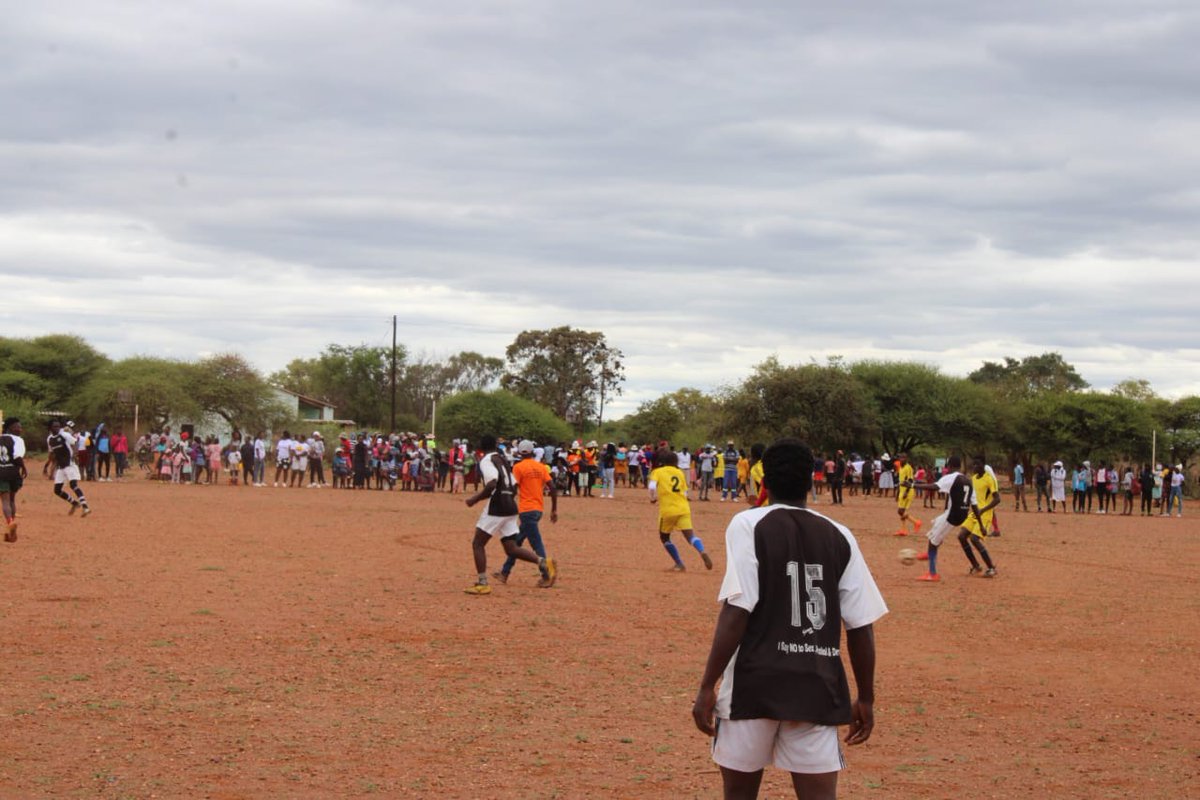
top-left (747, 443), bottom-right (767, 506)
top-left (736, 451), bottom-right (750, 500)
top-left (959, 455), bottom-right (1000, 576)
top-left (648, 448), bottom-right (712, 571)
top-left (894, 452), bottom-right (922, 537)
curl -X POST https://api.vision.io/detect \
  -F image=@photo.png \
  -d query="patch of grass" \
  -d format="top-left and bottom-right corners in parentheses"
top-left (198, 565), bottom-right (224, 571)
top-left (69, 674), bottom-right (90, 682)
top-left (574, 732), bottom-right (589, 743)
top-left (193, 608), bottom-right (215, 616)
top-left (619, 737), bottom-right (634, 744)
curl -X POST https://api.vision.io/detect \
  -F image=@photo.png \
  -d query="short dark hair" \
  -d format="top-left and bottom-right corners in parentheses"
top-left (1, 417), bottom-right (18, 432)
top-left (762, 438), bottom-right (814, 501)
top-left (946, 455), bottom-right (962, 470)
top-left (654, 448), bottom-right (677, 468)
top-left (750, 442), bottom-right (765, 460)
top-left (480, 434), bottom-right (498, 452)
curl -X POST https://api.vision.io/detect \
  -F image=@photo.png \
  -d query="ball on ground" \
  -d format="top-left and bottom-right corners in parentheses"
top-left (898, 548), bottom-right (918, 566)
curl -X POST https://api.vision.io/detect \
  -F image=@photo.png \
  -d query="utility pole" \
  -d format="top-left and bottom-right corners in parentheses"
top-left (391, 315), bottom-right (398, 433)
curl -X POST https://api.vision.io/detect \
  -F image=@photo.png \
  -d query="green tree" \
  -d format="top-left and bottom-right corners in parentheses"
top-left (1111, 378), bottom-right (1156, 402)
top-left (501, 327), bottom-right (625, 426)
top-left (189, 354), bottom-right (292, 432)
top-left (270, 343), bottom-right (398, 428)
top-left (852, 361), bottom-right (997, 455)
top-left (0, 334), bottom-right (110, 408)
top-left (1153, 396), bottom-right (1200, 469)
top-left (721, 358), bottom-right (877, 452)
top-left (968, 352), bottom-right (1088, 400)
top-left (1019, 392), bottom-right (1154, 463)
top-left (437, 390), bottom-right (572, 444)
top-left (74, 357), bottom-right (200, 430)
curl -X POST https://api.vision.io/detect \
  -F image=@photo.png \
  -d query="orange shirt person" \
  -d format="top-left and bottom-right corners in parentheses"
top-left (496, 440), bottom-right (559, 587)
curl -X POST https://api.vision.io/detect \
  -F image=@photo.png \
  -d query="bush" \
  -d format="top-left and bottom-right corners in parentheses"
top-left (437, 390), bottom-right (572, 444)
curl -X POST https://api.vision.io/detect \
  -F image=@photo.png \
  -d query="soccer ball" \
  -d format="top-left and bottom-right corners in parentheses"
top-left (898, 548), bottom-right (918, 566)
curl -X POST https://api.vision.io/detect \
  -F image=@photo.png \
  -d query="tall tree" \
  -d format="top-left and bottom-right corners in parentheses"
top-left (0, 334), bottom-right (110, 408)
top-left (270, 343), bottom-right (399, 428)
top-left (968, 352), bottom-right (1088, 399)
top-left (852, 360), bottom-right (997, 455)
top-left (189, 354), bottom-right (291, 431)
top-left (74, 356), bottom-right (200, 429)
top-left (722, 358), bottom-right (878, 452)
top-left (501, 327), bottom-right (625, 425)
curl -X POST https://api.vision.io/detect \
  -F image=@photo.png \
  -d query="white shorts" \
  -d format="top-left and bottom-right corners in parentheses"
top-left (54, 465), bottom-right (82, 484)
top-left (476, 513), bottom-right (520, 539)
top-left (293, 457), bottom-right (308, 472)
top-left (712, 718), bottom-right (844, 774)
top-left (926, 511), bottom-right (957, 546)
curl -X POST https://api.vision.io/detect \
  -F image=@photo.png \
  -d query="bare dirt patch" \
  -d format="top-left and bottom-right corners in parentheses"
top-left (1, 471), bottom-right (1196, 797)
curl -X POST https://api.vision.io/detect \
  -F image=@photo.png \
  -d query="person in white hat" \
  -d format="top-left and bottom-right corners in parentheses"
top-left (1049, 460), bottom-right (1067, 512)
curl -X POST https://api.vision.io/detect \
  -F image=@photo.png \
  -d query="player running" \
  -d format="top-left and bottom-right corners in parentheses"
top-left (960, 456), bottom-right (1000, 576)
top-left (463, 435), bottom-right (556, 595)
top-left (906, 455), bottom-right (976, 582)
top-left (42, 420), bottom-right (91, 516)
top-left (648, 448), bottom-right (711, 571)
top-left (893, 452), bottom-right (922, 537)
top-left (493, 439), bottom-right (559, 588)
top-left (1, 417), bottom-right (28, 541)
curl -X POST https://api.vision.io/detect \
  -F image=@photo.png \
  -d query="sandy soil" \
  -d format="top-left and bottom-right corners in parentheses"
top-left (1, 467), bottom-right (1197, 798)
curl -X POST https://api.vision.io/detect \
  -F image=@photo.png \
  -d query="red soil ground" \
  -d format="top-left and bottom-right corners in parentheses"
top-left (1, 469), bottom-right (1196, 798)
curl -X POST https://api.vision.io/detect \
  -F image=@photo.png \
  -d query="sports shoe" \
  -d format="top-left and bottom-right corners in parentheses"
top-left (539, 557), bottom-right (558, 588)
top-left (672, 563), bottom-right (686, 572)
top-left (81, 505), bottom-right (92, 517)
top-left (969, 566), bottom-right (982, 576)
top-left (464, 583), bottom-right (492, 595)
top-left (701, 552), bottom-right (713, 570)
top-left (491, 571), bottom-right (508, 585)
top-left (916, 573), bottom-right (940, 582)
top-left (916, 551), bottom-right (929, 561)
top-left (4, 521), bottom-right (15, 543)
top-left (894, 530), bottom-right (908, 537)
top-left (984, 568), bottom-right (997, 578)
top-left (68, 502), bottom-right (79, 516)
top-left (913, 519), bottom-right (923, 532)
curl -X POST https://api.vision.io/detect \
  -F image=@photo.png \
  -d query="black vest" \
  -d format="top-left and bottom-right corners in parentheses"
top-left (730, 508), bottom-right (854, 725)
top-left (486, 454), bottom-right (518, 517)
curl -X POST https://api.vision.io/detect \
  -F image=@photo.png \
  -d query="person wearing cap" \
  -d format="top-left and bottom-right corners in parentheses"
top-left (464, 434), bottom-right (556, 595)
top-left (42, 419), bottom-right (91, 517)
top-left (494, 439), bottom-right (559, 587)
top-left (582, 441), bottom-right (599, 497)
top-left (721, 441), bottom-right (740, 502)
top-left (1049, 459), bottom-right (1068, 513)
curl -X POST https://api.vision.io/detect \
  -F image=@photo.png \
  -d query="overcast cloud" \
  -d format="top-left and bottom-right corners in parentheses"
top-left (4, 1), bottom-right (1200, 416)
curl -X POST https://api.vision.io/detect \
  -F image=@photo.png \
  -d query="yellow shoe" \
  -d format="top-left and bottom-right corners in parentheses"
top-left (464, 583), bottom-right (492, 595)
top-left (538, 557), bottom-right (558, 588)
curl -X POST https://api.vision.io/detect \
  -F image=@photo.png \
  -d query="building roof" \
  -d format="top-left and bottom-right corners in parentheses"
top-left (274, 387), bottom-right (335, 410)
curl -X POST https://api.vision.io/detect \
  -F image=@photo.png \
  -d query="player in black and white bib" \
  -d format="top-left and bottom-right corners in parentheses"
top-left (693, 438), bottom-right (887, 799)
top-left (1, 417), bottom-right (28, 541)
top-left (42, 419), bottom-right (91, 516)
top-left (906, 455), bottom-right (978, 582)
top-left (463, 434), bottom-right (555, 595)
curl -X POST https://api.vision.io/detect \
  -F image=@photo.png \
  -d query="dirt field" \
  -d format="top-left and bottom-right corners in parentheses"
top-left (1, 468), bottom-right (1197, 798)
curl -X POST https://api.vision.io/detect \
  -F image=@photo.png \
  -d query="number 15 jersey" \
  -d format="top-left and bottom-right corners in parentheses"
top-left (716, 505), bottom-right (888, 725)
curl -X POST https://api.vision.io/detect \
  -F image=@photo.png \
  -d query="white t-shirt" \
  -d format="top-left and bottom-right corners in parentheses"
top-left (276, 438), bottom-right (293, 460)
top-left (479, 452), bottom-right (501, 485)
top-left (254, 438), bottom-right (266, 460)
top-left (8, 434), bottom-right (26, 459)
top-left (677, 452), bottom-right (692, 471)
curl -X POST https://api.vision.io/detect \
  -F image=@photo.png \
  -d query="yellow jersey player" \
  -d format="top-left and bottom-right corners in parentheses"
top-left (648, 448), bottom-right (712, 571)
top-left (959, 456), bottom-right (1000, 577)
top-left (894, 452), bottom-right (922, 537)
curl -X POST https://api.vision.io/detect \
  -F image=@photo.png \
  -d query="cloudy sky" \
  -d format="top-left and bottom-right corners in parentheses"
top-left (4, 1), bottom-right (1200, 415)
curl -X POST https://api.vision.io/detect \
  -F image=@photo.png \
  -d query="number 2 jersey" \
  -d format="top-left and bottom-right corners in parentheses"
top-left (648, 465), bottom-right (690, 518)
top-left (716, 504), bottom-right (887, 725)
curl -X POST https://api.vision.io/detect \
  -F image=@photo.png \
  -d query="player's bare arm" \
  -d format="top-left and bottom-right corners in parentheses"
top-left (691, 602), bottom-right (750, 736)
top-left (844, 623), bottom-right (877, 746)
top-left (464, 479), bottom-right (497, 508)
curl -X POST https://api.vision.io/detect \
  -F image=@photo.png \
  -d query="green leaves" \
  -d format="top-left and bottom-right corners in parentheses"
top-left (501, 327), bottom-right (625, 425)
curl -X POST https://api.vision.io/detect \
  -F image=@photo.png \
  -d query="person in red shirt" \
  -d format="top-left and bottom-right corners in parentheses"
top-left (494, 439), bottom-right (559, 587)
